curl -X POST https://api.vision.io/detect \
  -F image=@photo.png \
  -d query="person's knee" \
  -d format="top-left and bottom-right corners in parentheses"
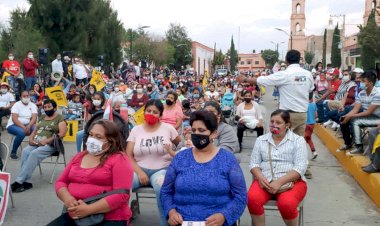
top-left (277, 197), bottom-right (299, 219)
top-left (153, 174), bottom-right (165, 188)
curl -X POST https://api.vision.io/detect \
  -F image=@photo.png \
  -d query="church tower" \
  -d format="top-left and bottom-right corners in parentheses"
top-left (364, 0), bottom-right (380, 25)
top-left (290, 0), bottom-right (307, 58)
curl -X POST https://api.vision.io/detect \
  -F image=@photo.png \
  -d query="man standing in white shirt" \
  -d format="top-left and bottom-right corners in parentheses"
top-left (51, 53), bottom-right (64, 74)
top-left (73, 58), bottom-right (89, 86)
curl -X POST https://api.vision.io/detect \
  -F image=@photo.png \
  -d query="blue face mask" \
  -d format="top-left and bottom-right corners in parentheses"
top-left (193, 94), bottom-right (200, 99)
top-left (375, 80), bottom-right (380, 87)
top-left (359, 82), bottom-right (366, 90)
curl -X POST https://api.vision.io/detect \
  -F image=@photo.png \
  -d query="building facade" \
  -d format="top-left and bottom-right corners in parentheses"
top-left (237, 53), bottom-right (266, 72)
top-left (290, 0), bottom-right (307, 58)
top-left (191, 41), bottom-right (214, 76)
top-left (364, 0), bottom-right (380, 25)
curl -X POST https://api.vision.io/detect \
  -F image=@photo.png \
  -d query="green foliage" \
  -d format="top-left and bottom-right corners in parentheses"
top-left (261, 49), bottom-right (279, 67)
top-left (165, 23), bottom-right (192, 70)
top-left (0, 8), bottom-right (46, 61)
top-left (229, 36), bottom-right (238, 72)
top-left (322, 29), bottom-right (327, 67)
top-left (304, 51), bottom-right (314, 65)
top-left (212, 49), bottom-right (225, 68)
top-left (26, 0), bottom-right (124, 65)
top-left (331, 24), bottom-right (342, 68)
top-left (358, 10), bottom-right (380, 70)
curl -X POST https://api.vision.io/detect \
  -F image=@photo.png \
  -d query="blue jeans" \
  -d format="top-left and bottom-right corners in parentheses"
top-left (7, 125), bottom-right (34, 155)
top-left (25, 77), bottom-right (37, 91)
top-left (65, 114), bottom-right (79, 120)
top-left (316, 100), bottom-right (327, 122)
top-left (132, 167), bottom-right (167, 226)
top-left (76, 130), bottom-right (84, 152)
top-left (7, 76), bottom-right (15, 90)
top-left (16, 144), bottom-right (55, 183)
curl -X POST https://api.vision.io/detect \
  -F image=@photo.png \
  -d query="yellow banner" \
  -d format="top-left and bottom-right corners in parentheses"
top-left (1, 72), bottom-right (10, 83)
top-left (90, 70), bottom-right (106, 91)
top-left (45, 86), bottom-right (68, 107)
top-left (372, 134), bottom-right (380, 154)
top-left (133, 106), bottom-right (145, 125)
top-left (64, 120), bottom-right (78, 142)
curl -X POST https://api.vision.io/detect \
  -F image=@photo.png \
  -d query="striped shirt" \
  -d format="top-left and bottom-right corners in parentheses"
top-left (357, 87), bottom-right (380, 117)
top-left (249, 130), bottom-right (308, 181)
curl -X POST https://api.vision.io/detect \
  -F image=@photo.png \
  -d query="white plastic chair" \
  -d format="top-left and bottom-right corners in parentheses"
top-left (264, 199), bottom-right (304, 226)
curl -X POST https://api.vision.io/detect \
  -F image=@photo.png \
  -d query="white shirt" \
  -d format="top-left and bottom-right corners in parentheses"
top-left (257, 64), bottom-right (314, 112)
top-left (249, 130), bottom-right (308, 181)
top-left (236, 101), bottom-right (263, 120)
top-left (6, 101), bottom-right (38, 128)
top-left (73, 64), bottom-right (88, 79)
top-left (134, 65), bottom-right (141, 76)
top-left (205, 91), bottom-right (220, 101)
top-left (111, 92), bottom-right (126, 104)
top-left (0, 92), bottom-right (15, 108)
top-left (51, 59), bottom-right (64, 73)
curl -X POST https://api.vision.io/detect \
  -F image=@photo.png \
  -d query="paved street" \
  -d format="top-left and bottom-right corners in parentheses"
top-left (2, 86), bottom-right (380, 226)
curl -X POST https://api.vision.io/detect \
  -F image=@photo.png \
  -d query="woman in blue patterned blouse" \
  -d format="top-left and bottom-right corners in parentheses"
top-left (160, 110), bottom-right (247, 226)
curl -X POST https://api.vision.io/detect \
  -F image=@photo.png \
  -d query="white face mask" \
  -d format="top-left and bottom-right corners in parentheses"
top-left (237, 87), bottom-right (243, 92)
top-left (137, 88), bottom-right (143, 94)
top-left (8, 56), bottom-right (14, 61)
top-left (92, 99), bottom-right (102, 107)
top-left (114, 88), bottom-right (120, 92)
top-left (28, 54), bottom-right (34, 59)
top-left (86, 137), bottom-right (106, 156)
top-left (21, 97), bottom-right (30, 105)
top-left (342, 75), bottom-right (350, 83)
top-left (1, 88), bottom-right (8, 94)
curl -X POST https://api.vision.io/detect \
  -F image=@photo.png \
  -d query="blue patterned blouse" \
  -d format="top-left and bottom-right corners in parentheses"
top-left (160, 148), bottom-right (247, 226)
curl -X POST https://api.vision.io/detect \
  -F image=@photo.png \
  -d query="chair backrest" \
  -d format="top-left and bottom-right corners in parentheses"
top-left (0, 142), bottom-right (10, 171)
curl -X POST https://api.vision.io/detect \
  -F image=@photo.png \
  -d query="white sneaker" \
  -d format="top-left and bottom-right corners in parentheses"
top-left (323, 120), bottom-right (333, 127)
top-left (312, 152), bottom-right (318, 160)
top-left (331, 122), bottom-right (340, 130)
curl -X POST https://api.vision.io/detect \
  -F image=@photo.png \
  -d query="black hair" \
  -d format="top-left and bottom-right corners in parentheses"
top-left (242, 90), bottom-right (252, 97)
top-left (204, 101), bottom-right (227, 123)
top-left (361, 70), bottom-right (377, 85)
top-left (209, 84), bottom-right (215, 88)
top-left (166, 90), bottom-right (178, 101)
top-left (43, 99), bottom-right (57, 109)
top-left (271, 109), bottom-right (291, 126)
top-left (144, 99), bottom-right (164, 116)
top-left (88, 84), bottom-right (97, 92)
top-left (327, 64), bottom-right (332, 68)
top-left (190, 110), bottom-right (218, 133)
top-left (182, 99), bottom-right (190, 109)
top-left (285, 50), bottom-right (301, 64)
top-left (315, 62), bottom-right (323, 70)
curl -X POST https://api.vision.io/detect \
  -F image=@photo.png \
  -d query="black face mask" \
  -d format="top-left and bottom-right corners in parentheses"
top-left (115, 109), bottom-right (120, 113)
top-left (147, 87), bottom-right (153, 92)
top-left (191, 133), bottom-right (211, 150)
top-left (159, 87), bottom-right (164, 92)
top-left (45, 109), bottom-right (55, 117)
top-left (244, 98), bottom-right (252, 103)
top-left (166, 99), bottom-right (174, 106)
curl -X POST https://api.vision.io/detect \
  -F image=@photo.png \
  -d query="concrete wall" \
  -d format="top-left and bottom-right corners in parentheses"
top-left (192, 42), bottom-right (214, 76)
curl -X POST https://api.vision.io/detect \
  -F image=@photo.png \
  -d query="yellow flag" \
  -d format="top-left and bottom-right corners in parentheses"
top-left (90, 70), bottom-right (106, 91)
top-left (45, 86), bottom-right (68, 107)
top-left (1, 71), bottom-right (10, 83)
top-left (372, 134), bottom-right (380, 154)
top-left (133, 106), bottom-right (145, 125)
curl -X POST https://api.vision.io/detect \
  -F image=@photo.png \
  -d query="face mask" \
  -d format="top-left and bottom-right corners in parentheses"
top-left (28, 54), bottom-right (34, 59)
top-left (8, 56), bottom-right (14, 60)
top-left (342, 76), bottom-right (350, 83)
top-left (191, 133), bottom-right (211, 150)
top-left (166, 99), bottom-right (173, 106)
top-left (159, 87), bottom-right (164, 92)
top-left (86, 137), bottom-right (106, 156)
top-left (375, 81), bottom-right (380, 87)
top-left (147, 87), bottom-right (153, 92)
top-left (144, 114), bottom-right (160, 125)
top-left (57, 56), bottom-right (61, 60)
top-left (137, 88), bottom-right (143, 94)
top-left (359, 82), bottom-right (367, 90)
top-left (244, 98), bottom-right (251, 103)
top-left (0, 88), bottom-right (7, 94)
top-left (120, 83), bottom-right (125, 86)
top-left (318, 67), bottom-right (323, 71)
top-left (114, 88), bottom-right (120, 92)
top-left (280, 67), bottom-right (286, 71)
top-left (179, 83), bottom-right (183, 87)
top-left (45, 109), bottom-right (55, 117)
top-left (93, 99), bottom-right (102, 107)
top-left (89, 90), bottom-right (95, 94)
top-left (193, 94), bottom-right (199, 99)
top-left (21, 97), bottom-right (30, 105)
top-left (237, 87), bottom-right (243, 92)
top-left (269, 125), bottom-right (281, 135)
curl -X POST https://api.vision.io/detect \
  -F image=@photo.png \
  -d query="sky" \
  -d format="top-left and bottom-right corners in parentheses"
top-left (0, 0), bottom-right (366, 59)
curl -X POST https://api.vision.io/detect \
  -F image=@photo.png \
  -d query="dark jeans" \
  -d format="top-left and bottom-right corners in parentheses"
top-left (0, 109), bottom-right (11, 124)
top-left (75, 78), bottom-right (88, 86)
top-left (327, 105), bottom-right (354, 124)
top-left (47, 212), bottom-right (129, 226)
top-left (316, 100), bottom-right (327, 123)
top-left (341, 115), bottom-right (380, 146)
top-left (237, 123), bottom-right (264, 144)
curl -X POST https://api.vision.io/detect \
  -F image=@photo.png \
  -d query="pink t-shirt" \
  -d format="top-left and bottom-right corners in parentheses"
top-left (161, 105), bottom-right (184, 127)
top-left (127, 122), bottom-right (178, 169)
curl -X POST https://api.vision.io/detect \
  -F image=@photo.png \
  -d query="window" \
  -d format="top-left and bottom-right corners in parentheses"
top-left (372, 0), bottom-right (376, 9)
top-left (296, 3), bottom-right (301, 14)
top-left (296, 23), bottom-right (301, 33)
top-left (240, 61), bottom-right (245, 65)
top-left (247, 60), bottom-right (251, 65)
top-left (255, 61), bottom-right (259, 65)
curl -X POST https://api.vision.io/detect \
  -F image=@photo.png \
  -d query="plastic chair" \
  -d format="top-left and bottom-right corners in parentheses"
top-left (0, 142), bottom-right (15, 208)
top-left (264, 199), bottom-right (304, 226)
top-left (131, 186), bottom-right (156, 215)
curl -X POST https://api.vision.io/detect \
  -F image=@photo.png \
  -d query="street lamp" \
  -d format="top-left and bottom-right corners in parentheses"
top-left (275, 28), bottom-right (293, 50)
top-left (130, 25), bottom-right (150, 61)
top-left (270, 41), bottom-right (285, 52)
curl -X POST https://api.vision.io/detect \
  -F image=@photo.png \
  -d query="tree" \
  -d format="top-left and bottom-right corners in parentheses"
top-left (212, 49), bottom-right (225, 68)
top-left (322, 29), bottom-right (327, 67)
top-left (331, 24), bottom-right (342, 68)
top-left (165, 23), bottom-right (192, 70)
top-left (304, 51), bottom-right (315, 65)
top-left (229, 36), bottom-right (238, 72)
top-left (358, 10), bottom-right (380, 70)
top-left (0, 8), bottom-right (46, 60)
top-left (261, 49), bottom-right (279, 67)
top-left (27, 0), bottom-right (124, 65)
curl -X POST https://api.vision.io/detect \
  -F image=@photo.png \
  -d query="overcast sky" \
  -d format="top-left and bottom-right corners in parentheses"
top-left (0, 0), bottom-right (366, 58)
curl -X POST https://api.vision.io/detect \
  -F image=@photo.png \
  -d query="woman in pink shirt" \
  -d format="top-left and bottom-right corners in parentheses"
top-left (126, 99), bottom-right (181, 226)
top-left (54, 120), bottom-right (133, 225)
top-left (161, 91), bottom-right (184, 130)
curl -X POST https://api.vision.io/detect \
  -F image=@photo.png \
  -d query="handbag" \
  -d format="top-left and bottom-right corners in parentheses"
top-left (268, 143), bottom-right (294, 193)
top-left (60, 189), bottom-right (130, 226)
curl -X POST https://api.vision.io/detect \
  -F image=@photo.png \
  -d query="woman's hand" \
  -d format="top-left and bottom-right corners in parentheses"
top-left (67, 200), bottom-right (92, 219)
top-left (206, 213), bottom-right (225, 226)
top-left (137, 171), bottom-right (149, 186)
top-left (64, 197), bottom-right (79, 209)
top-left (168, 209), bottom-right (183, 226)
top-left (257, 175), bottom-right (271, 191)
top-left (268, 180), bottom-right (282, 194)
